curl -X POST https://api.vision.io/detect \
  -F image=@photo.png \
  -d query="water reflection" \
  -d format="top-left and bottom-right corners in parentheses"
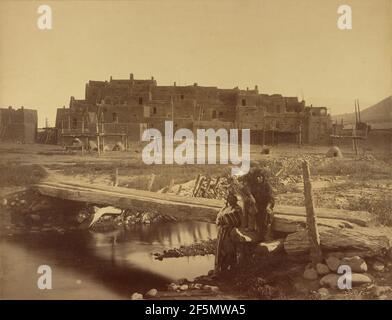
top-left (1, 221), bottom-right (217, 299)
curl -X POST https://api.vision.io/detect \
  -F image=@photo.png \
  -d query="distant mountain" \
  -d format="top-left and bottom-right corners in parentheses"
top-left (333, 96), bottom-right (392, 129)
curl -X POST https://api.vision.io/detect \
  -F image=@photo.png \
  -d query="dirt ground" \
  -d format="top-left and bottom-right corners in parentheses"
top-left (1, 141), bottom-right (392, 300)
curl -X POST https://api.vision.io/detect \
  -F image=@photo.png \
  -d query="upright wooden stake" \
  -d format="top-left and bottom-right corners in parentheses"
top-left (192, 174), bottom-right (201, 196)
top-left (114, 168), bottom-right (119, 187)
top-left (147, 174), bottom-right (156, 191)
top-left (96, 121), bottom-right (101, 157)
top-left (167, 179), bottom-right (175, 193)
top-left (302, 160), bottom-right (322, 266)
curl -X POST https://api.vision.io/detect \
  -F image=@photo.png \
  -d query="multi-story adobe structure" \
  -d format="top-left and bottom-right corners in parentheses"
top-left (0, 106), bottom-right (38, 143)
top-left (55, 74), bottom-right (331, 148)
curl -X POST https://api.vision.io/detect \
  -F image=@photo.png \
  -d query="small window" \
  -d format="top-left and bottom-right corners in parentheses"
top-left (212, 110), bottom-right (217, 119)
top-left (180, 94), bottom-right (184, 100)
top-left (153, 107), bottom-right (157, 114)
top-left (112, 113), bottom-right (118, 122)
top-left (219, 111), bottom-right (223, 117)
top-left (72, 118), bottom-right (77, 129)
top-left (139, 97), bottom-right (143, 105)
top-left (241, 99), bottom-right (246, 106)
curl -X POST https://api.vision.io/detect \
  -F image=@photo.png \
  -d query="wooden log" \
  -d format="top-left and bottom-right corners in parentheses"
top-left (34, 179), bottom-right (375, 226)
top-left (284, 226), bottom-right (390, 257)
top-left (273, 205), bottom-right (375, 227)
top-left (302, 160), bottom-right (322, 264)
top-left (272, 214), bottom-right (355, 234)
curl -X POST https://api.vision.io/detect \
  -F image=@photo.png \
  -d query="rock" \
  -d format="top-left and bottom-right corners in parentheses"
top-left (317, 287), bottom-right (330, 296)
top-left (316, 263), bottom-right (330, 275)
top-left (194, 283), bottom-right (203, 290)
top-left (372, 261), bottom-right (385, 272)
top-left (303, 267), bottom-right (318, 280)
top-left (2, 198), bottom-right (8, 206)
top-left (167, 283), bottom-right (179, 291)
top-left (341, 256), bottom-right (367, 273)
top-left (326, 256), bottom-right (341, 272)
top-left (320, 272), bottom-right (372, 289)
top-left (377, 295), bottom-right (388, 300)
top-left (130, 292), bottom-right (143, 300)
top-left (208, 285), bottom-right (220, 293)
top-left (20, 199), bottom-right (27, 205)
top-left (320, 274), bottom-right (340, 288)
top-left (371, 285), bottom-right (391, 297)
top-left (10, 201), bottom-right (16, 206)
top-left (145, 288), bottom-right (158, 298)
top-left (179, 284), bottom-right (189, 291)
top-left (351, 273), bottom-right (372, 286)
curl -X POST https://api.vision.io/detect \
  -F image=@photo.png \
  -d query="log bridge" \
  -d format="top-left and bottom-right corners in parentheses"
top-left (34, 179), bottom-right (389, 257)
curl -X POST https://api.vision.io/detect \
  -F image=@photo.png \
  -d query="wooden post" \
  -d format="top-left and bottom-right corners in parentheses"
top-left (96, 122), bottom-right (101, 157)
top-left (147, 173), bottom-right (155, 191)
top-left (352, 126), bottom-right (358, 155)
top-left (302, 160), bottom-right (322, 266)
top-left (167, 179), bottom-right (175, 193)
top-left (192, 174), bottom-right (201, 196)
top-left (176, 185), bottom-right (183, 195)
top-left (114, 168), bottom-right (119, 187)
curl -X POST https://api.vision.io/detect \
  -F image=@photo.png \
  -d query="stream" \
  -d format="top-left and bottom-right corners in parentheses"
top-left (0, 221), bottom-right (217, 299)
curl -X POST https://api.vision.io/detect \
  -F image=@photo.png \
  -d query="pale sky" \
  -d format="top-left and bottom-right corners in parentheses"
top-left (0, 0), bottom-right (391, 127)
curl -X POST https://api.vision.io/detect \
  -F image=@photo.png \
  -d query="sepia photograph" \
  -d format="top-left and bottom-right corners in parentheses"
top-left (0, 0), bottom-right (391, 305)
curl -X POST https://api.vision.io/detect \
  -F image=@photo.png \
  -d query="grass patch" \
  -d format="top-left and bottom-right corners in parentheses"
top-left (0, 163), bottom-right (47, 187)
top-left (348, 195), bottom-right (392, 226)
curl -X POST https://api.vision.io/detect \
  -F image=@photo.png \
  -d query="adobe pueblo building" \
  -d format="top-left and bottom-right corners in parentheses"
top-left (0, 106), bottom-right (38, 143)
top-left (55, 74), bottom-right (331, 148)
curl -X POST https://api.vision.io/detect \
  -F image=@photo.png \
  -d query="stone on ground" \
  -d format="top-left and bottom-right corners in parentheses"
top-left (326, 146), bottom-right (343, 158)
top-left (303, 267), bottom-right (318, 280)
top-left (145, 288), bottom-right (158, 298)
top-left (317, 287), bottom-right (330, 296)
top-left (351, 273), bottom-right (372, 286)
top-left (341, 256), bottom-right (367, 273)
top-left (131, 292), bottom-right (143, 300)
top-left (371, 285), bottom-right (391, 297)
top-left (320, 274), bottom-right (340, 288)
top-left (179, 284), bottom-right (189, 291)
top-left (326, 256), bottom-right (341, 272)
top-left (316, 263), bottom-right (330, 275)
top-left (372, 261), bottom-right (385, 272)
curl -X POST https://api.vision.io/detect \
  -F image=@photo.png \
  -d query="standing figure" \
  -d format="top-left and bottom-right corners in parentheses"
top-left (240, 167), bottom-right (275, 240)
top-left (214, 192), bottom-right (242, 274)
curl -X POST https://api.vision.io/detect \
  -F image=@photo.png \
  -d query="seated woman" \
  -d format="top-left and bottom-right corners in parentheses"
top-left (214, 192), bottom-right (242, 275)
